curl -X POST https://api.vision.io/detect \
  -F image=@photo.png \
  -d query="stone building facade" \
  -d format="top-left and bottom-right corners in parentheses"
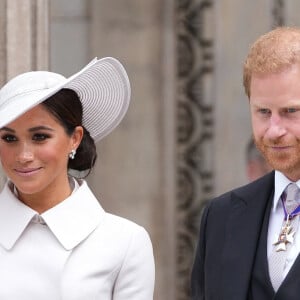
top-left (1, 0), bottom-right (300, 299)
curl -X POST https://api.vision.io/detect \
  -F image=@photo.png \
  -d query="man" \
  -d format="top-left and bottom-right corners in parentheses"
top-left (246, 137), bottom-right (272, 182)
top-left (191, 27), bottom-right (300, 300)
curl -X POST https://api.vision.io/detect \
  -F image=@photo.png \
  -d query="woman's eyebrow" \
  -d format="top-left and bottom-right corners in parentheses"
top-left (0, 126), bottom-right (54, 132)
top-left (0, 126), bottom-right (14, 132)
top-left (28, 126), bottom-right (54, 132)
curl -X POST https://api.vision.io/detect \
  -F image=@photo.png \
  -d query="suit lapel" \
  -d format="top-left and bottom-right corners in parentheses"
top-left (220, 172), bottom-right (274, 300)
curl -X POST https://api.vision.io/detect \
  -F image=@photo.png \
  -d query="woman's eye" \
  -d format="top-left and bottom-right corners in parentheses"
top-left (1, 134), bottom-right (17, 143)
top-left (32, 133), bottom-right (50, 141)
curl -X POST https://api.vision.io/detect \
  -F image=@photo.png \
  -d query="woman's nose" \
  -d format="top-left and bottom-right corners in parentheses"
top-left (17, 144), bottom-right (34, 163)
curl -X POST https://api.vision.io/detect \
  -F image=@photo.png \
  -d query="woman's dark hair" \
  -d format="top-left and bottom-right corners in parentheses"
top-left (42, 88), bottom-right (97, 177)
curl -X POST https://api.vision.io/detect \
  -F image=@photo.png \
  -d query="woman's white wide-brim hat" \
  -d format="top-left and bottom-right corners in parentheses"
top-left (0, 57), bottom-right (131, 143)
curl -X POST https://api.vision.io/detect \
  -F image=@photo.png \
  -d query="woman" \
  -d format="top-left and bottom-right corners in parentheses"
top-left (0, 57), bottom-right (155, 299)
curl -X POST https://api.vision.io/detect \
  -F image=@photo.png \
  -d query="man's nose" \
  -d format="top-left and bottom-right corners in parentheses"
top-left (265, 115), bottom-right (287, 139)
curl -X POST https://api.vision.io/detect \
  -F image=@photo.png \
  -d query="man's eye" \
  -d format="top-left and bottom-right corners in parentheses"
top-left (286, 108), bottom-right (297, 113)
top-left (32, 133), bottom-right (50, 141)
top-left (1, 134), bottom-right (17, 143)
top-left (259, 108), bottom-right (270, 114)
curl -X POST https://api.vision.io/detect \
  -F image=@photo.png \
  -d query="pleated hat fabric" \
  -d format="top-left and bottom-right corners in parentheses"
top-left (0, 57), bottom-right (131, 143)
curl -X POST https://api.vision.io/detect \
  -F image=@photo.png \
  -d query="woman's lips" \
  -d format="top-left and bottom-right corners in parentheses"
top-left (14, 167), bottom-right (42, 177)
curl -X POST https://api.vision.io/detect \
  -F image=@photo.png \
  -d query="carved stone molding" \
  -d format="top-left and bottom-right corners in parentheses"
top-left (175, 0), bottom-right (214, 298)
top-left (272, 0), bottom-right (285, 27)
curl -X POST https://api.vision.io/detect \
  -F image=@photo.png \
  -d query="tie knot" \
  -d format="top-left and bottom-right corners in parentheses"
top-left (284, 183), bottom-right (300, 213)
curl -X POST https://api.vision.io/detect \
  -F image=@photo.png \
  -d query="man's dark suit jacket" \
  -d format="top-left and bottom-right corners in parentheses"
top-left (191, 171), bottom-right (300, 300)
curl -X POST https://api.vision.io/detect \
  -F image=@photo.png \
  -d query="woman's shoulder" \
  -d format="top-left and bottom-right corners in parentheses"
top-left (102, 212), bottom-right (150, 240)
top-left (78, 212), bottom-right (153, 264)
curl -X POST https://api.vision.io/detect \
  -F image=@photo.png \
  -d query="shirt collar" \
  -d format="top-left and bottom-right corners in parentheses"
top-left (0, 181), bottom-right (36, 250)
top-left (273, 171), bottom-right (300, 212)
top-left (0, 180), bottom-right (104, 250)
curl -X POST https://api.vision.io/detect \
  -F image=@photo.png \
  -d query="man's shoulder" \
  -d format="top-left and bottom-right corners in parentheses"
top-left (211, 171), bottom-right (274, 206)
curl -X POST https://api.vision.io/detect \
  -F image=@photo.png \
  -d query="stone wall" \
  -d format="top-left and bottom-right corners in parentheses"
top-left (2, 0), bottom-right (300, 299)
top-left (88, 1), bottom-right (176, 299)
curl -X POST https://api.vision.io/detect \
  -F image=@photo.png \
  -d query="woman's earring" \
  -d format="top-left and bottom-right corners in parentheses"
top-left (69, 149), bottom-right (76, 160)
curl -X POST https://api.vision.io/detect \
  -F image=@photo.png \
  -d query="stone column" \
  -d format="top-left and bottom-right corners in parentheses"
top-left (0, 0), bottom-right (49, 84)
top-left (286, 1), bottom-right (300, 27)
top-left (0, 0), bottom-right (49, 183)
top-left (88, 1), bottom-right (176, 299)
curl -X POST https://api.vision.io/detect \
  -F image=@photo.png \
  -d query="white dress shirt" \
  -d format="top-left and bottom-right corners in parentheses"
top-left (0, 179), bottom-right (155, 300)
top-left (268, 171), bottom-right (300, 278)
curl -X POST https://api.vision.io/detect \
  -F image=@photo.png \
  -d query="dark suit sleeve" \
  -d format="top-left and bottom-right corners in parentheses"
top-left (191, 201), bottom-right (210, 300)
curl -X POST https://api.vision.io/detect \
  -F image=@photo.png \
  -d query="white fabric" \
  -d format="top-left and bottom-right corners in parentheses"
top-left (0, 57), bottom-right (131, 143)
top-left (268, 171), bottom-right (300, 279)
top-left (0, 180), bottom-right (155, 300)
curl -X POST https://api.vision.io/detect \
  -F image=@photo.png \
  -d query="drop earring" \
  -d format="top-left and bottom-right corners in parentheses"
top-left (69, 149), bottom-right (76, 160)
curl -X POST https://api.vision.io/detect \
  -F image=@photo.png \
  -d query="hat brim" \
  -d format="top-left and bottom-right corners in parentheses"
top-left (0, 57), bottom-right (131, 143)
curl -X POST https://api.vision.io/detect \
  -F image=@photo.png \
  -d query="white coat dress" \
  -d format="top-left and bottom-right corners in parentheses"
top-left (0, 179), bottom-right (155, 300)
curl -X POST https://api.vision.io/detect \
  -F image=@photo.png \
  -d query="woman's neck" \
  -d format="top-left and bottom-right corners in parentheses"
top-left (14, 177), bottom-right (74, 214)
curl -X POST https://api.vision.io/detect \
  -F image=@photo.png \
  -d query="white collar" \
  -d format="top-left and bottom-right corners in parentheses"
top-left (273, 171), bottom-right (300, 212)
top-left (0, 179), bottom-right (104, 250)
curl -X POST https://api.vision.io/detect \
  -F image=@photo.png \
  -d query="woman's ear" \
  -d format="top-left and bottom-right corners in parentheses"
top-left (72, 126), bottom-right (84, 149)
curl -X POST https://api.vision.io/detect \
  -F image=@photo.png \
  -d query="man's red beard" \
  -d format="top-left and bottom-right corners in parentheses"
top-left (255, 139), bottom-right (300, 178)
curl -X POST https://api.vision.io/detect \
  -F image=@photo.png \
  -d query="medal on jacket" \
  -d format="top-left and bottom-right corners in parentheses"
top-left (273, 192), bottom-right (300, 252)
top-left (273, 215), bottom-right (296, 252)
